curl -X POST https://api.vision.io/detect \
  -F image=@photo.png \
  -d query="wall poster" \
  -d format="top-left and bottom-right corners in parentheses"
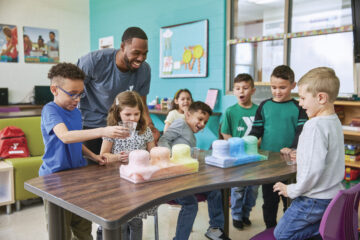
top-left (23, 26), bottom-right (59, 63)
top-left (0, 24), bottom-right (18, 63)
top-left (160, 19), bottom-right (208, 78)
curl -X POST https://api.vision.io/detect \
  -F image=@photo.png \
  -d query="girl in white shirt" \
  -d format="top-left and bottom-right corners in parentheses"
top-left (164, 89), bottom-right (193, 132)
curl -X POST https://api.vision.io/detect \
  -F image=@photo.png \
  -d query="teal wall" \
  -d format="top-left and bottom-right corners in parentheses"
top-left (89, 0), bottom-right (237, 149)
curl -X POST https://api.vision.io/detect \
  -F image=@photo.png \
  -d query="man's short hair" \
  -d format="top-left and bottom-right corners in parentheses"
top-left (298, 67), bottom-right (340, 103)
top-left (122, 27), bottom-right (148, 43)
top-left (271, 65), bottom-right (295, 83)
top-left (188, 101), bottom-right (212, 116)
top-left (48, 63), bottom-right (85, 85)
top-left (234, 73), bottom-right (254, 88)
top-left (49, 31), bottom-right (55, 36)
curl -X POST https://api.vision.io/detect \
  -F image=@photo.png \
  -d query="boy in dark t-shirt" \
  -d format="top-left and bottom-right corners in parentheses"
top-left (249, 65), bottom-right (308, 229)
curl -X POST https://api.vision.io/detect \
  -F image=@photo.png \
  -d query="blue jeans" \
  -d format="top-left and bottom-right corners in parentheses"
top-left (274, 196), bottom-right (331, 240)
top-left (173, 190), bottom-right (225, 240)
top-left (231, 185), bottom-right (259, 220)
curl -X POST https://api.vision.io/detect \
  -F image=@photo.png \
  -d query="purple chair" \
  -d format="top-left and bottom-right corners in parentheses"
top-left (250, 183), bottom-right (360, 240)
top-left (319, 183), bottom-right (360, 240)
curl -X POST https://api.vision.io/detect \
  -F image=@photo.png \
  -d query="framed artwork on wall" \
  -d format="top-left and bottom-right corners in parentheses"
top-left (0, 24), bottom-right (18, 63)
top-left (160, 19), bottom-right (208, 78)
top-left (23, 26), bottom-right (59, 63)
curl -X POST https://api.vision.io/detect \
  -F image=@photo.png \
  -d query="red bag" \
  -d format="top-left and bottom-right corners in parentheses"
top-left (0, 126), bottom-right (30, 159)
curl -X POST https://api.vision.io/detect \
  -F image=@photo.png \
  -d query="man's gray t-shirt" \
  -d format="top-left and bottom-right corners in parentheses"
top-left (77, 48), bottom-right (151, 127)
top-left (158, 118), bottom-right (196, 149)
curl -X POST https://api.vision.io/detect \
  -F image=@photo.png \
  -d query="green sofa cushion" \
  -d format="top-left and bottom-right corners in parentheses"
top-left (0, 116), bottom-right (44, 157)
top-left (5, 156), bottom-right (43, 200)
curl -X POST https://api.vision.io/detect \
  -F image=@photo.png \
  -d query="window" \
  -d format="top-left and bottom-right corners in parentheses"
top-left (226, 0), bottom-right (355, 95)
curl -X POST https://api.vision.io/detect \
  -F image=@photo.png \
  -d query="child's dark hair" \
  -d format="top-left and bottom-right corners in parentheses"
top-left (107, 91), bottom-right (147, 134)
top-left (171, 89), bottom-right (193, 110)
top-left (122, 27), bottom-right (148, 44)
top-left (234, 73), bottom-right (254, 88)
top-left (188, 101), bottom-right (212, 116)
top-left (48, 63), bottom-right (85, 85)
top-left (271, 65), bottom-right (295, 83)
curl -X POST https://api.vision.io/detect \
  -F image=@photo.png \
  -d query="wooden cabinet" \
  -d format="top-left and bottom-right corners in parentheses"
top-left (335, 101), bottom-right (360, 168)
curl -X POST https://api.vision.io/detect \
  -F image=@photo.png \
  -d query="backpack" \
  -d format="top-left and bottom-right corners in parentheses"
top-left (0, 126), bottom-right (30, 159)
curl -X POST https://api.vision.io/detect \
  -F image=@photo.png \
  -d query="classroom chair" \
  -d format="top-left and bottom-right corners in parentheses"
top-left (249, 183), bottom-right (360, 240)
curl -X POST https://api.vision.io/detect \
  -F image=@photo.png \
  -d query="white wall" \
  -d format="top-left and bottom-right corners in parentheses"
top-left (0, 0), bottom-right (90, 103)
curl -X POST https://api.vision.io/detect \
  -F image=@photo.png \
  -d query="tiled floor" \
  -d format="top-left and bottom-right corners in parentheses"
top-left (0, 188), bottom-right (284, 240)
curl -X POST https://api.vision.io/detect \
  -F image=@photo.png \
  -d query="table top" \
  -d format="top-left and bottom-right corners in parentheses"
top-left (149, 109), bottom-right (221, 116)
top-left (0, 109), bottom-right (42, 118)
top-left (25, 152), bottom-right (296, 229)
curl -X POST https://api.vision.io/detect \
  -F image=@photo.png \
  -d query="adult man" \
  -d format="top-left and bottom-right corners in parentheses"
top-left (47, 31), bottom-right (59, 51)
top-left (77, 27), bottom-right (159, 156)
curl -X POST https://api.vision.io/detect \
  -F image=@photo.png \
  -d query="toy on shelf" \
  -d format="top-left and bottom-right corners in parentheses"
top-left (119, 144), bottom-right (198, 183)
top-left (345, 143), bottom-right (360, 162)
top-left (344, 167), bottom-right (360, 181)
top-left (205, 136), bottom-right (267, 168)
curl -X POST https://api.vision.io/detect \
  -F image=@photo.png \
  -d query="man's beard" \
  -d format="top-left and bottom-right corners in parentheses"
top-left (124, 54), bottom-right (139, 73)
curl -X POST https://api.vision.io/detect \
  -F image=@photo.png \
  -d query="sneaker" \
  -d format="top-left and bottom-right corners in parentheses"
top-left (96, 226), bottom-right (102, 240)
top-left (205, 227), bottom-right (231, 240)
top-left (232, 219), bottom-right (244, 229)
top-left (242, 217), bottom-right (252, 226)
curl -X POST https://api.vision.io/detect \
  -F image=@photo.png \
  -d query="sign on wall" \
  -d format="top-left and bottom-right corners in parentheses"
top-left (0, 24), bottom-right (18, 63)
top-left (23, 26), bottom-right (59, 63)
top-left (160, 19), bottom-right (208, 78)
top-left (99, 36), bottom-right (114, 49)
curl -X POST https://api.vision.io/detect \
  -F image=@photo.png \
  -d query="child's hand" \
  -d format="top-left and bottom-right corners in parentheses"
top-left (103, 126), bottom-right (130, 139)
top-left (280, 147), bottom-right (292, 155)
top-left (273, 182), bottom-right (288, 197)
top-left (289, 150), bottom-right (296, 162)
top-left (117, 151), bottom-right (129, 164)
top-left (93, 154), bottom-right (107, 165)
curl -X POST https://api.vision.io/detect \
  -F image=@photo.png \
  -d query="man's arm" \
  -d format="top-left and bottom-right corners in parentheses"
top-left (141, 95), bottom-right (160, 142)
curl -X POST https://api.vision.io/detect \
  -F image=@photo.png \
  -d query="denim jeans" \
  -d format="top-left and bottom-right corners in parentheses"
top-left (173, 190), bottom-right (225, 240)
top-left (274, 196), bottom-right (331, 240)
top-left (121, 218), bottom-right (143, 240)
top-left (231, 185), bottom-right (259, 220)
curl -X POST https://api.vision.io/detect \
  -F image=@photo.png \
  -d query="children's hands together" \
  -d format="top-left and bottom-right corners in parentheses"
top-left (273, 182), bottom-right (288, 197)
top-left (93, 154), bottom-right (107, 165)
top-left (117, 151), bottom-right (129, 164)
top-left (103, 126), bottom-right (130, 139)
top-left (101, 152), bottom-right (129, 164)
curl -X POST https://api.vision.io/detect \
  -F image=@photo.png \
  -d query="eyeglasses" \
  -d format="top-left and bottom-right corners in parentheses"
top-left (57, 86), bottom-right (86, 100)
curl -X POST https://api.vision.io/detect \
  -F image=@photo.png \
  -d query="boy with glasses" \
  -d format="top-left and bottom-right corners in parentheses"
top-left (40, 62), bottom-right (128, 239)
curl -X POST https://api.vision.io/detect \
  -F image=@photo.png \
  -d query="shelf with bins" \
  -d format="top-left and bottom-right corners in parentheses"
top-left (335, 101), bottom-right (360, 139)
top-left (334, 101), bottom-right (360, 168)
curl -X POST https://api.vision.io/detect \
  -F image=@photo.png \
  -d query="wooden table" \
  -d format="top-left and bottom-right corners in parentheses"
top-left (25, 152), bottom-right (296, 240)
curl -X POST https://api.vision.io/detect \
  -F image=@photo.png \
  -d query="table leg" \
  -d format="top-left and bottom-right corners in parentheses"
top-left (48, 201), bottom-right (65, 240)
top-left (222, 188), bottom-right (230, 236)
top-left (103, 227), bottom-right (121, 240)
